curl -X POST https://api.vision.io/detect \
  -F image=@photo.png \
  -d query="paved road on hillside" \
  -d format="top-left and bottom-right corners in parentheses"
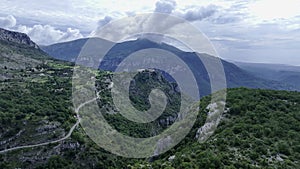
top-left (0, 98), bottom-right (97, 154)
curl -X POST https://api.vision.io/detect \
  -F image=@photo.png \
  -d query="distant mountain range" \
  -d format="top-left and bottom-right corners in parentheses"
top-left (41, 38), bottom-right (297, 96)
top-left (0, 27), bottom-right (297, 95)
top-left (235, 62), bottom-right (300, 90)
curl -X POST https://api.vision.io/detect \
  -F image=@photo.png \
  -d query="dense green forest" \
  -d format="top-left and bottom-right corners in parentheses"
top-left (1, 65), bottom-right (299, 168)
top-left (138, 88), bottom-right (300, 169)
top-left (0, 37), bottom-right (299, 168)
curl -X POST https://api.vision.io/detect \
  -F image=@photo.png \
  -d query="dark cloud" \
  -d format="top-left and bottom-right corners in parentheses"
top-left (182, 5), bottom-right (218, 21)
top-left (155, 0), bottom-right (177, 14)
top-left (0, 15), bottom-right (16, 28)
top-left (212, 15), bottom-right (242, 24)
top-left (97, 16), bottom-right (113, 28)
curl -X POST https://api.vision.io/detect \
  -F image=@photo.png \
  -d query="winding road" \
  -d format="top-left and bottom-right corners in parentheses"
top-left (0, 98), bottom-right (97, 154)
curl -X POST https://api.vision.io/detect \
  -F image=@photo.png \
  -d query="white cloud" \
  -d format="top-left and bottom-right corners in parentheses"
top-left (155, 0), bottom-right (177, 14)
top-left (97, 16), bottom-right (113, 28)
top-left (0, 15), bottom-right (17, 28)
top-left (210, 36), bottom-right (250, 43)
top-left (0, 0), bottom-right (299, 64)
top-left (17, 24), bottom-right (83, 45)
top-left (248, 0), bottom-right (300, 21)
top-left (60, 28), bottom-right (83, 42)
top-left (179, 5), bottom-right (218, 21)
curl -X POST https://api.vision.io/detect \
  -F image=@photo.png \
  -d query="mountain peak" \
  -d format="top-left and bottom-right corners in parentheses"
top-left (0, 27), bottom-right (39, 49)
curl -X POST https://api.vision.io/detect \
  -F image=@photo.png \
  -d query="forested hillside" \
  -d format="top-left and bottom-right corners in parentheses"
top-left (0, 28), bottom-right (299, 169)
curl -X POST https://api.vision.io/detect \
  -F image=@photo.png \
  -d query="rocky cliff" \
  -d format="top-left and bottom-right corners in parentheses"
top-left (0, 28), bottom-right (39, 49)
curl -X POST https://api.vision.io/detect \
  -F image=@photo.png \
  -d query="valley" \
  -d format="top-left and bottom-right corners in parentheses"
top-left (0, 28), bottom-right (299, 169)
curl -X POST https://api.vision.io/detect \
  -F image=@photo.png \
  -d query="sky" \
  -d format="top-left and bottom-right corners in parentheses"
top-left (0, 0), bottom-right (299, 65)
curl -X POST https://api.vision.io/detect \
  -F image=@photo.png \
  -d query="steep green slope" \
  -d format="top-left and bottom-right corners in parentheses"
top-left (94, 70), bottom-right (182, 138)
top-left (132, 88), bottom-right (300, 169)
top-left (1, 29), bottom-right (299, 168)
top-left (0, 35), bottom-right (185, 168)
top-left (1, 62), bottom-right (300, 169)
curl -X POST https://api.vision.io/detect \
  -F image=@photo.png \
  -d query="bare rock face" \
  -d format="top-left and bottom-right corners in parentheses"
top-left (0, 28), bottom-right (39, 49)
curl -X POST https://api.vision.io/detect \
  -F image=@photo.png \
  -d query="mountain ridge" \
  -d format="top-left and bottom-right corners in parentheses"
top-left (0, 28), bottom-right (39, 49)
top-left (41, 37), bottom-right (298, 95)
top-left (0, 28), bottom-right (67, 81)
top-left (235, 62), bottom-right (300, 90)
